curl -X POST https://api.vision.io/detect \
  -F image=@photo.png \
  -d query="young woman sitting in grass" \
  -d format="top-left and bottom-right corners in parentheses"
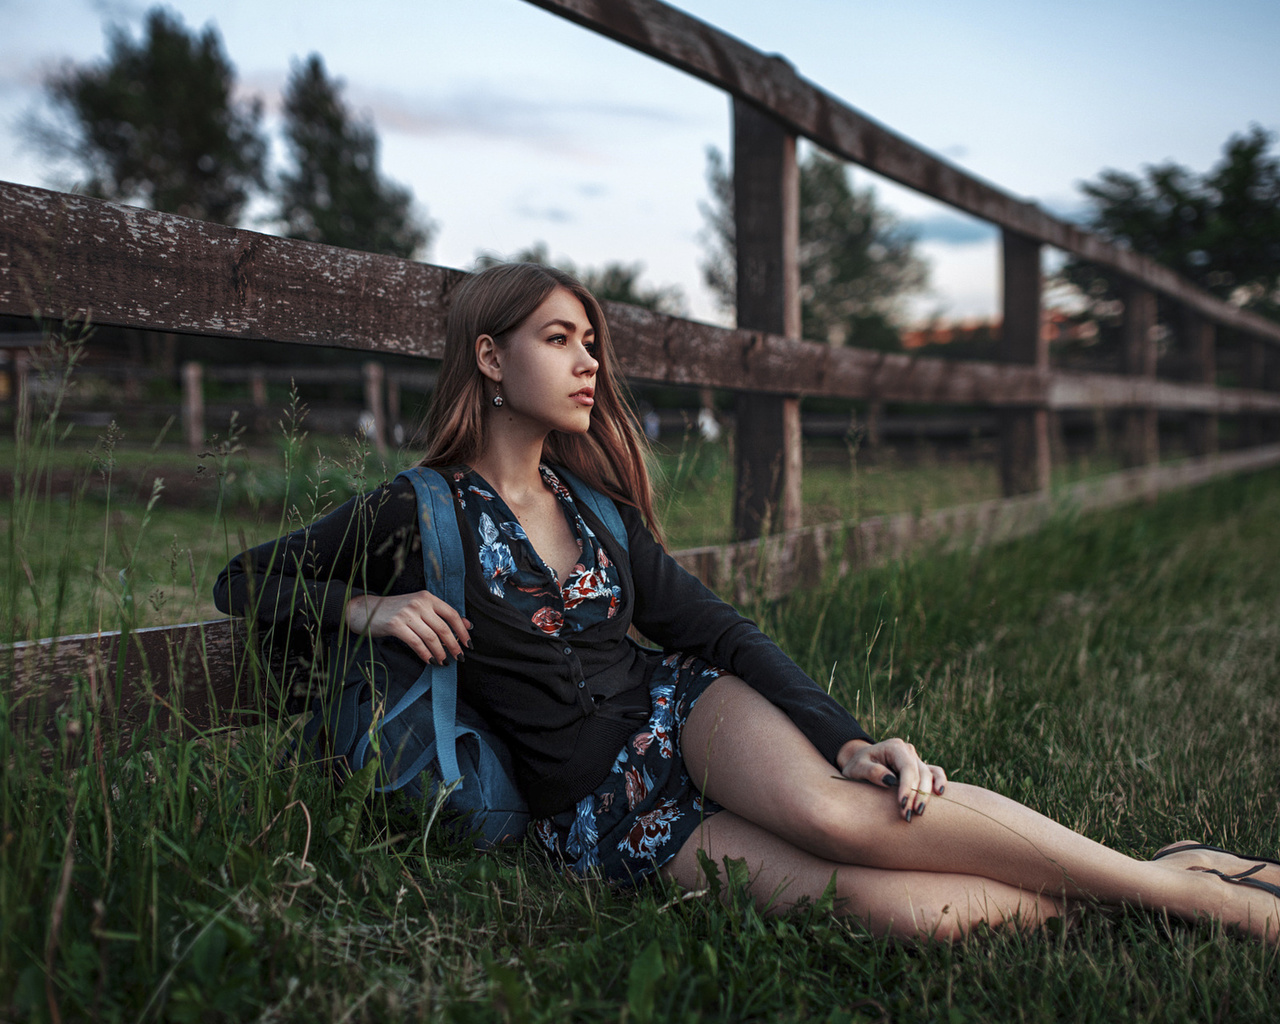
top-left (216, 261), bottom-right (1280, 943)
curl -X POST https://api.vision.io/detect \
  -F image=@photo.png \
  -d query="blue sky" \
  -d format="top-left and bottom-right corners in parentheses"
top-left (3, 0), bottom-right (1278, 324)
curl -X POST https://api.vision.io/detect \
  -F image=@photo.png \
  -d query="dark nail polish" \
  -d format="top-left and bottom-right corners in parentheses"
top-left (900, 796), bottom-right (909, 809)
top-left (938, 785), bottom-right (945, 796)
top-left (883, 774), bottom-right (899, 788)
top-left (457, 652), bottom-right (466, 662)
top-left (915, 803), bottom-right (925, 816)
top-left (905, 809), bottom-right (913, 823)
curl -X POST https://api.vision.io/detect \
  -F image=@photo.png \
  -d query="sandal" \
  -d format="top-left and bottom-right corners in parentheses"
top-left (1153, 842), bottom-right (1280, 899)
top-left (1152, 842), bottom-right (1280, 869)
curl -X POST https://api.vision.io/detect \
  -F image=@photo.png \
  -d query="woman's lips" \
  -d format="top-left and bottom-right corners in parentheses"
top-left (572, 388), bottom-right (595, 406)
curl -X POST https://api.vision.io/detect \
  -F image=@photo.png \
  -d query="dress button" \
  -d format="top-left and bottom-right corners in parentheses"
top-left (577, 680), bottom-right (585, 688)
top-left (563, 646), bottom-right (572, 655)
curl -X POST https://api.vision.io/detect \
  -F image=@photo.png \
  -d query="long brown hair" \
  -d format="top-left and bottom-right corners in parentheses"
top-left (418, 262), bottom-right (661, 540)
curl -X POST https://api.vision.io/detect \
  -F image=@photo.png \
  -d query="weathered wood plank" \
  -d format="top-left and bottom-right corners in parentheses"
top-left (2, 619), bottom-right (274, 750)
top-left (0, 180), bottom-right (462, 357)
top-left (1047, 374), bottom-right (1280, 414)
top-left (6, 183), bottom-right (1280, 412)
top-left (675, 442), bottom-right (1280, 602)
top-left (732, 98), bottom-right (802, 539)
top-left (521, 0), bottom-right (1280, 346)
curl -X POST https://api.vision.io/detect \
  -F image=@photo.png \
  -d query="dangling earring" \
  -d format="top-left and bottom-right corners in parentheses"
top-left (491, 383), bottom-right (504, 408)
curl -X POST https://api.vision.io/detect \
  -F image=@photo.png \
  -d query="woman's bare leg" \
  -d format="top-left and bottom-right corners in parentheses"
top-left (662, 810), bottom-right (1068, 940)
top-left (672, 676), bottom-right (1280, 941)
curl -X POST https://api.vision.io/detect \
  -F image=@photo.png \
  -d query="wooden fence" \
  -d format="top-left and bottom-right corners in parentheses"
top-left (4, 0), bottom-right (1280, 737)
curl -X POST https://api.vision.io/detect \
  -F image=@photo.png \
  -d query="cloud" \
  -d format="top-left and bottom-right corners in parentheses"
top-left (515, 204), bottom-right (573, 224)
top-left (236, 71), bottom-right (685, 159)
top-left (907, 213), bottom-right (996, 246)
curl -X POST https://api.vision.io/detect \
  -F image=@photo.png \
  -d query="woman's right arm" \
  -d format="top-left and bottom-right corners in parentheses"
top-left (213, 479), bottom-right (471, 664)
top-left (213, 482), bottom-right (417, 635)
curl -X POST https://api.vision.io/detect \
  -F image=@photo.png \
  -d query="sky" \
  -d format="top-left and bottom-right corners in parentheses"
top-left (2, 0), bottom-right (1278, 326)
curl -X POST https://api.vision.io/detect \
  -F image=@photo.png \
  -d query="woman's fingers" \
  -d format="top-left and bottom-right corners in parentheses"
top-left (345, 591), bottom-right (474, 664)
top-left (840, 737), bottom-right (949, 823)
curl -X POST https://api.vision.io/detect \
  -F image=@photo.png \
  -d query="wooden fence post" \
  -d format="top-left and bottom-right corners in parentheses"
top-left (998, 229), bottom-right (1049, 495)
top-left (249, 365), bottom-right (269, 434)
top-left (362, 361), bottom-right (388, 455)
top-left (1121, 284), bottom-right (1158, 467)
top-left (1183, 309), bottom-right (1217, 456)
top-left (386, 374), bottom-right (401, 445)
top-left (732, 97), bottom-right (802, 540)
top-left (1242, 337), bottom-right (1268, 447)
top-left (182, 360), bottom-right (204, 452)
top-left (12, 348), bottom-right (31, 444)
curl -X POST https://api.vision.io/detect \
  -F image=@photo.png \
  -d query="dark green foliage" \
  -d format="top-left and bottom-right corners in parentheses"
top-left (699, 146), bottom-right (928, 349)
top-left (1063, 125), bottom-right (1280, 332)
top-left (277, 55), bottom-right (433, 259)
top-left (30, 8), bottom-right (267, 225)
top-left (798, 152), bottom-right (928, 350)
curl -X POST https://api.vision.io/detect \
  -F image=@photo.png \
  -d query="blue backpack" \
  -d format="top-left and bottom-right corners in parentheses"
top-left (301, 465), bottom-right (628, 848)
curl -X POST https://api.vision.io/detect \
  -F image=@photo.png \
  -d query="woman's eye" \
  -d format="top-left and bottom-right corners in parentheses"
top-left (584, 342), bottom-right (598, 356)
top-left (547, 333), bottom-right (567, 345)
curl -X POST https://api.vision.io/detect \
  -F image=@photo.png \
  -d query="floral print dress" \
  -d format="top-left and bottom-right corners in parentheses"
top-left (451, 466), bottom-right (725, 883)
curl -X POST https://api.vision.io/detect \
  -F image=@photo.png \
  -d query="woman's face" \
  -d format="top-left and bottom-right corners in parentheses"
top-left (483, 286), bottom-right (600, 436)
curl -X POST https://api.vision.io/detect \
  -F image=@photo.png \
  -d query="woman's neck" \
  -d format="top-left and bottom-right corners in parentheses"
top-left (470, 431), bottom-right (549, 506)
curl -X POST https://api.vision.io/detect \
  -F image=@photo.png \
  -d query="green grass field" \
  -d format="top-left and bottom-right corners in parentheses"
top-left (4, 425), bottom-right (1280, 1019)
top-left (0, 426), bottom-right (1017, 639)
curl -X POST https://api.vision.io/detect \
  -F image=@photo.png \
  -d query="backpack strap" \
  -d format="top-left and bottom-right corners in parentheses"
top-left (396, 466), bottom-right (466, 786)
top-left (342, 467), bottom-right (464, 790)
top-left (553, 465), bottom-right (630, 555)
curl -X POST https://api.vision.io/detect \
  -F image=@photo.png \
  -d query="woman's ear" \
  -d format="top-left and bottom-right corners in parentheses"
top-left (475, 334), bottom-right (502, 383)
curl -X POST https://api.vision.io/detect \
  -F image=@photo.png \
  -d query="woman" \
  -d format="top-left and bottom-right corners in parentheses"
top-left (216, 262), bottom-right (1280, 942)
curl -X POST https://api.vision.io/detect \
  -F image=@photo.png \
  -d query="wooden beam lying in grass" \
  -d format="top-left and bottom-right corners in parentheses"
top-left (3, 618), bottom-right (270, 750)
top-left (674, 442), bottom-right (1280, 602)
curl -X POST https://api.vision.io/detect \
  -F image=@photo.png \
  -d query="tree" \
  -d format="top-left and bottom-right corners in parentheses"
top-left (476, 243), bottom-right (684, 314)
top-left (277, 55), bottom-right (432, 259)
top-left (1063, 126), bottom-right (1280, 323)
top-left (699, 147), bottom-right (928, 350)
top-left (28, 7), bottom-right (266, 225)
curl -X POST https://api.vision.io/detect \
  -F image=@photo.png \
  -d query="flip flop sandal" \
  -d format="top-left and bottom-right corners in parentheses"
top-left (1152, 842), bottom-right (1280, 869)
top-left (1195, 864), bottom-right (1280, 900)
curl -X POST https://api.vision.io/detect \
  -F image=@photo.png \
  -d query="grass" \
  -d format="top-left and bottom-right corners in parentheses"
top-left (3, 339), bottom-right (1280, 1021)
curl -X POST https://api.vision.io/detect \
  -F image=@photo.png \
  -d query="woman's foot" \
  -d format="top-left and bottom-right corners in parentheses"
top-left (1152, 840), bottom-right (1280, 943)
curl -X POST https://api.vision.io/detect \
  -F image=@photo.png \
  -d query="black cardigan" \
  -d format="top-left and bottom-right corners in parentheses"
top-left (213, 475), bottom-right (873, 816)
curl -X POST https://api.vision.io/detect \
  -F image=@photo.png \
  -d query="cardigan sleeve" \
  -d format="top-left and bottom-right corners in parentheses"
top-left (620, 505), bottom-right (873, 765)
top-left (212, 479), bottom-right (421, 635)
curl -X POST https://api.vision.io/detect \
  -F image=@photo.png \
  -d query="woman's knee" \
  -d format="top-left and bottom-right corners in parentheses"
top-left (782, 782), bottom-right (898, 864)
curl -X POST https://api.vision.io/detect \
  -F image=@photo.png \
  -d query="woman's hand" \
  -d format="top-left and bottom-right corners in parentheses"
top-left (836, 737), bottom-right (948, 822)
top-left (345, 591), bottom-right (473, 665)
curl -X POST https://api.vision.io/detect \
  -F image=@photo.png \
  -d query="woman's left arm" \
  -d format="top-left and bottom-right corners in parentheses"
top-left (621, 506), bottom-right (875, 766)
